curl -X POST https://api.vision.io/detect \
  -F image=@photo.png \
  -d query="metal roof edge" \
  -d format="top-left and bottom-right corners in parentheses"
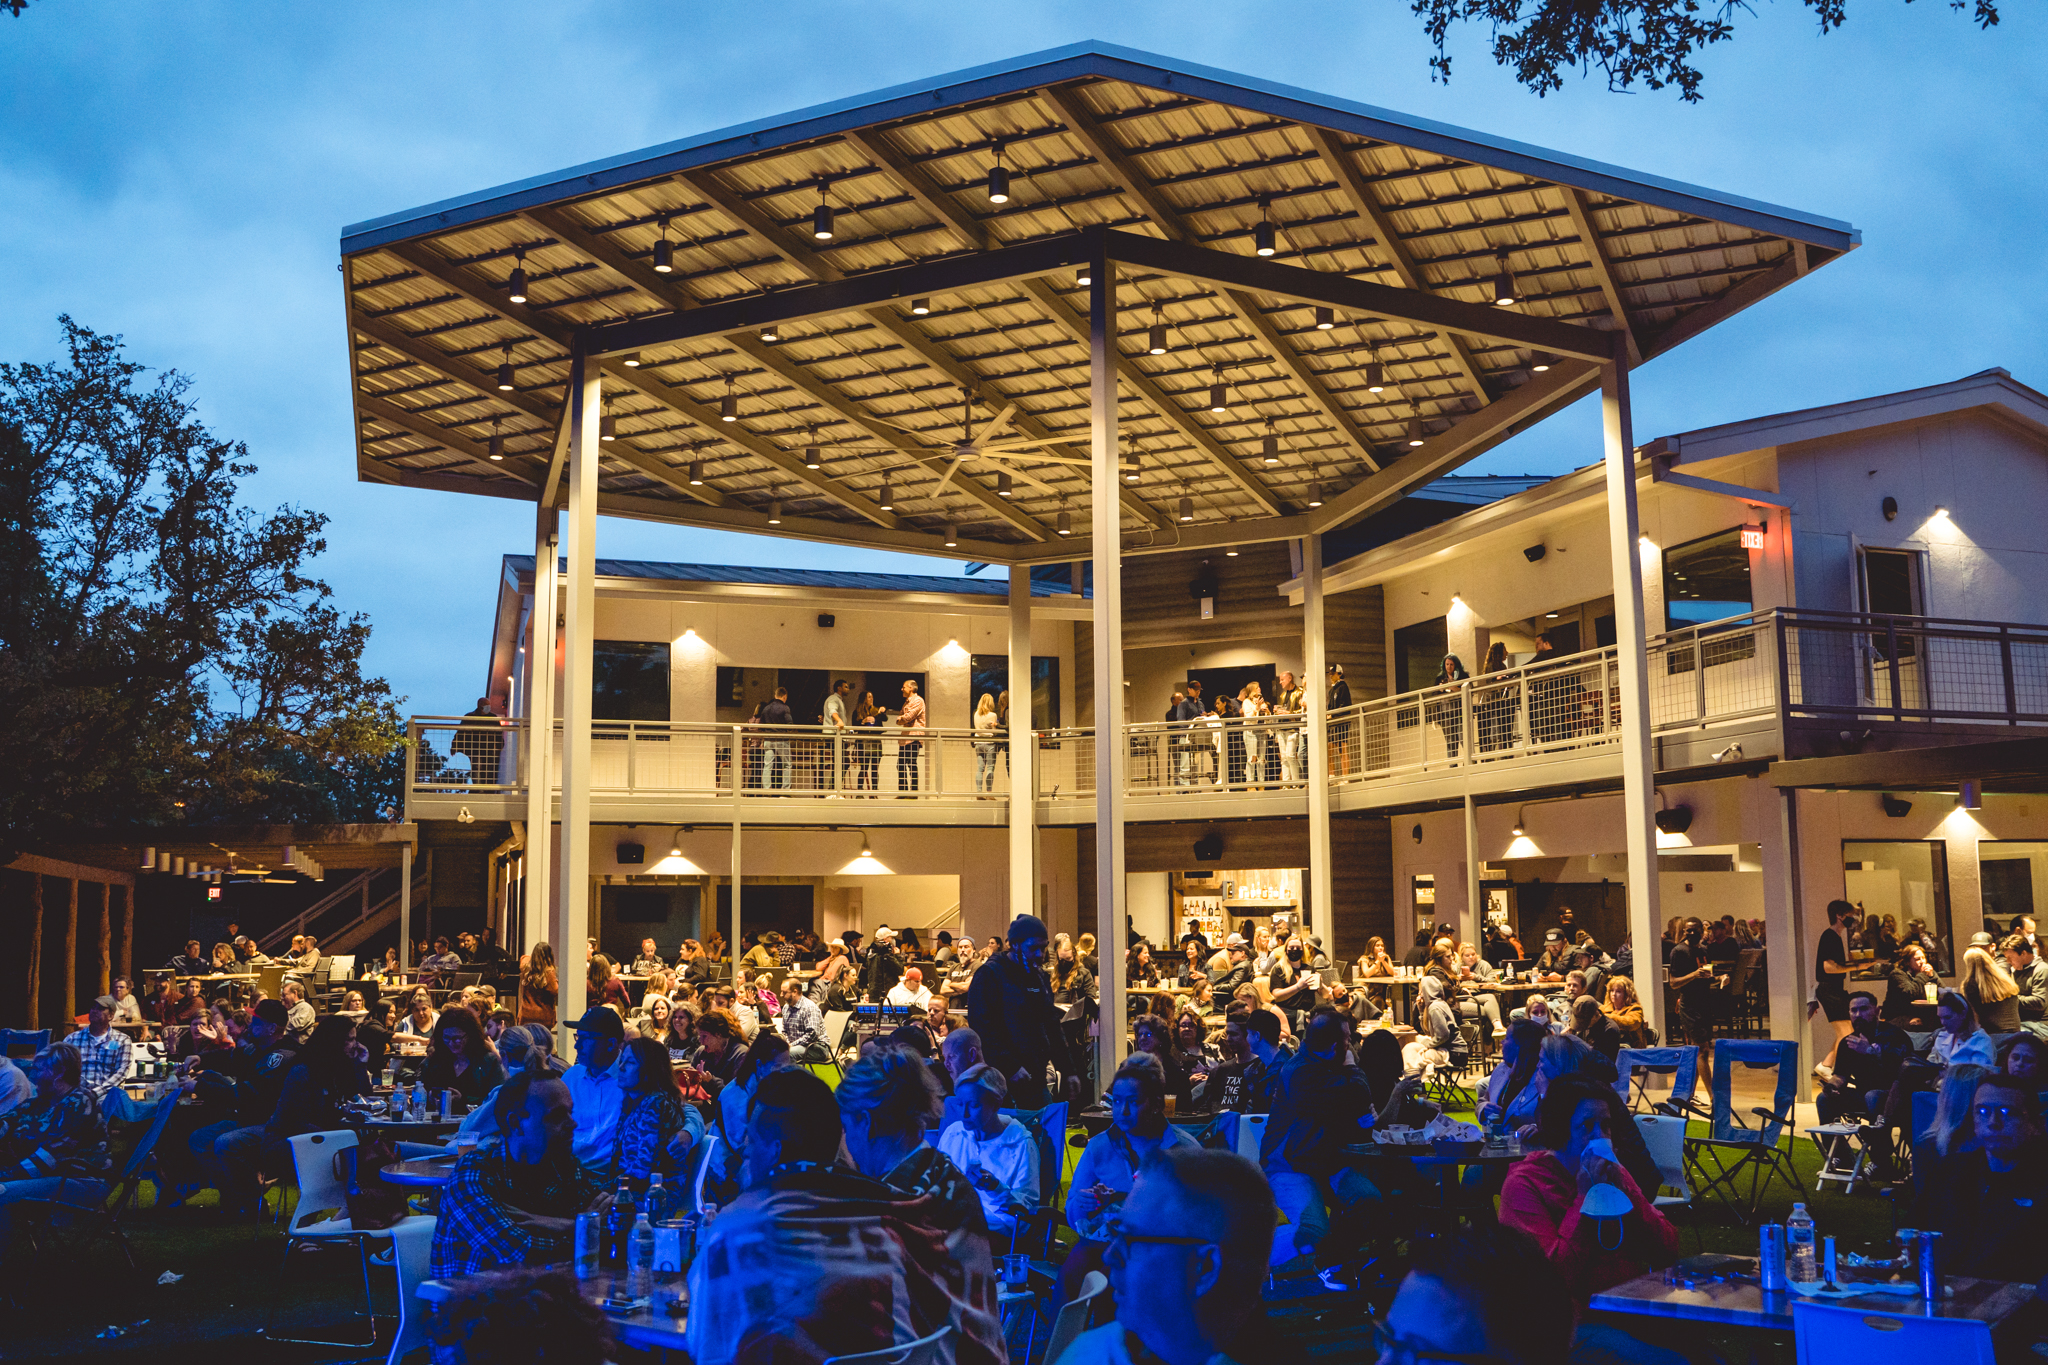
top-left (340, 40), bottom-right (1858, 256)
top-left (498, 553), bottom-right (1080, 598)
top-left (1662, 368), bottom-right (2048, 464)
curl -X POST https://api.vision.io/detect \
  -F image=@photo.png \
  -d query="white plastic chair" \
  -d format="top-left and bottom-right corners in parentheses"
top-left (1043, 1271), bottom-right (1110, 1365)
top-left (384, 1215), bottom-right (437, 1365)
top-left (1233, 1113), bottom-right (1270, 1164)
top-left (1632, 1112), bottom-right (1693, 1210)
top-left (693, 1132), bottom-right (724, 1215)
top-left (1791, 1299), bottom-right (1994, 1365)
top-left (820, 1324), bottom-right (953, 1365)
top-left (262, 1128), bottom-right (431, 1349)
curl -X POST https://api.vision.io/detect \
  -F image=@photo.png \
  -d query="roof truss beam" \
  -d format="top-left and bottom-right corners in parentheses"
top-left (1561, 189), bottom-right (1641, 366)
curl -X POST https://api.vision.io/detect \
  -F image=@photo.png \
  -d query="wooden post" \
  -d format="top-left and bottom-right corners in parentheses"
top-left (63, 878), bottom-right (78, 1024)
top-left (116, 883), bottom-right (132, 984)
top-left (26, 875), bottom-right (43, 1030)
top-left (96, 882), bottom-right (111, 996)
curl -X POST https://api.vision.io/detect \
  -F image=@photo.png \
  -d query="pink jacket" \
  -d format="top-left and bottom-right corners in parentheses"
top-left (1498, 1149), bottom-right (1679, 1300)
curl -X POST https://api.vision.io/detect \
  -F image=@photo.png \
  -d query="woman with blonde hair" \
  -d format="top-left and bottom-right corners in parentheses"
top-left (1241, 681), bottom-right (1270, 790)
top-left (1602, 976), bottom-right (1650, 1048)
top-left (973, 693), bottom-right (1000, 795)
top-left (1963, 946), bottom-right (2022, 1033)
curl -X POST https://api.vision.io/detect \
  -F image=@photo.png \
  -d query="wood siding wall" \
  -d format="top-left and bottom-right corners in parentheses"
top-left (1329, 814), bottom-right (1394, 964)
top-left (1327, 584), bottom-right (1386, 700)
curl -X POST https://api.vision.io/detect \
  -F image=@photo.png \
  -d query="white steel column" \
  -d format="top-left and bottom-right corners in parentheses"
top-left (730, 751), bottom-right (744, 982)
top-left (398, 842), bottom-right (413, 969)
top-left (554, 357), bottom-right (600, 1038)
top-left (1762, 784), bottom-right (1807, 1061)
top-left (1599, 346), bottom-right (1665, 1044)
top-left (1463, 794), bottom-right (1482, 946)
top-left (1302, 536), bottom-right (1333, 935)
top-left (523, 503), bottom-right (559, 956)
top-left (1088, 249), bottom-right (1127, 1084)
top-left (1008, 565), bottom-right (1037, 921)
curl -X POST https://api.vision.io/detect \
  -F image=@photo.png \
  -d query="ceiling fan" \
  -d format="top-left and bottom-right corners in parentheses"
top-left (870, 388), bottom-right (1090, 497)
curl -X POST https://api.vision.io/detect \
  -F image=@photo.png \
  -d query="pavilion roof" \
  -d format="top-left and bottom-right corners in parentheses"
top-left (339, 42), bottom-right (1857, 562)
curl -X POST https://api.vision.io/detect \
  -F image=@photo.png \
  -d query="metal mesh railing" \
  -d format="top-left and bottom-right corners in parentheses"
top-left (1778, 609), bottom-right (2048, 725)
top-left (1121, 714), bottom-right (1310, 794)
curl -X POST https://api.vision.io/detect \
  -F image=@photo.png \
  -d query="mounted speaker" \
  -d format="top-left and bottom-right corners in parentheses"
top-left (1192, 833), bottom-right (1224, 862)
top-left (1653, 807), bottom-right (1693, 835)
top-left (616, 842), bottom-right (646, 865)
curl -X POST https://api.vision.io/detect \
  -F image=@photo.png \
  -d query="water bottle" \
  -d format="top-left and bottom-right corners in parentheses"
top-left (605, 1179), bottom-right (637, 1268)
top-left (643, 1171), bottom-right (673, 1224)
top-left (411, 1081), bottom-right (426, 1122)
top-left (1785, 1203), bottom-right (1819, 1284)
top-left (628, 1210), bottom-right (656, 1303)
top-left (574, 1210), bottom-right (601, 1280)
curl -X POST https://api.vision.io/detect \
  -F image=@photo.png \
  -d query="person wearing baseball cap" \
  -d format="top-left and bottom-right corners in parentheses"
top-left (860, 927), bottom-right (905, 1002)
top-left (60, 993), bottom-right (134, 1102)
top-left (564, 1006), bottom-right (625, 1171)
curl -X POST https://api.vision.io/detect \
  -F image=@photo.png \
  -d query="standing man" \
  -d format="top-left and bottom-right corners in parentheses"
top-left (759, 687), bottom-right (796, 790)
top-left (455, 696), bottom-right (505, 786)
top-left (1173, 680), bottom-right (1206, 786)
top-left (896, 679), bottom-right (927, 794)
top-left (823, 678), bottom-right (853, 794)
top-left (1326, 665), bottom-right (1353, 777)
top-left (62, 996), bottom-right (136, 1101)
top-left (1667, 917), bottom-right (1718, 1058)
top-left (966, 915), bottom-right (1071, 1109)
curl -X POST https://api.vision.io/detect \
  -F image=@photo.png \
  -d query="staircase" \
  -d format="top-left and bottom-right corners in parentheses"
top-left (257, 868), bottom-right (428, 957)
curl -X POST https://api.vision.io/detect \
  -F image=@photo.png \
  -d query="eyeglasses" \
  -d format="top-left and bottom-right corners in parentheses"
top-left (1370, 1316), bottom-right (1509, 1365)
top-left (1974, 1104), bottom-right (2027, 1124)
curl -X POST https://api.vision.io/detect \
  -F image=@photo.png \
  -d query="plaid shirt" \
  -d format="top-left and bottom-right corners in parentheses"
top-left (0, 1084), bottom-right (112, 1181)
top-left (430, 1146), bottom-right (602, 1279)
top-left (61, 1027), bottom-right (134, 1100)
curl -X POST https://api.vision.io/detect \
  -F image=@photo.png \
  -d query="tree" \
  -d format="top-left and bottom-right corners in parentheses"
top-left (1411, 0), bottom-right (2001, 101)
top-left (0, 317), bottom-right (404, 856)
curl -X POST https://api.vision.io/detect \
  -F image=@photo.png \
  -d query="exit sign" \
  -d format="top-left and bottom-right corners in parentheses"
top-left (1739, 523), bottom-right (1766, 550)
top-left (207, 886), bottom-right (221, 900)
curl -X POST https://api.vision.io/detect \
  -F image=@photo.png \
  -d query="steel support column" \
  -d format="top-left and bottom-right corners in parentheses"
top-left (1599, 346), bottom-right (1665, 1044)
top-left (399, 842), bottom-right (413, 971)
top-left (1303, 536), bottom-right (1333, 936)
top-left (731, 766), bottom-right (744, 983)
top-left (1088, 247), bottom-right (1127, 1086)
top-left (523, 505), bottom-right (559, 956)
top-left (1764, 785), bottom-right (1807, 1067)
top-left (1008, 565), bottom-right (1038, 923)
top-left (555, 357), bottom-right (600, 1041)
top-left (1464, 793), bottom-right (1483, 947)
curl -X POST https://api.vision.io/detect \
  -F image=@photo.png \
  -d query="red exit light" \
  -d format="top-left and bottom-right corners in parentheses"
top-left (1739, 523), bottom-right (1766, 550)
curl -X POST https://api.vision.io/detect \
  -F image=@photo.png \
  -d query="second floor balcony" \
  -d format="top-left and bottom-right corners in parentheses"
top-left (408, 609), bottom-right (2048, 826)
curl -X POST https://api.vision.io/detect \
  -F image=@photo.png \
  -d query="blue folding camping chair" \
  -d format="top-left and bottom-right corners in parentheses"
top-left (1611, 1046), bottom-right (1700, 1115)
top-left (1681, 1039), bottom-right (1807, 1224)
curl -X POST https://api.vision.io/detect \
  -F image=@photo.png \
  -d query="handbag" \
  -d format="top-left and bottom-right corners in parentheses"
top-left (334, 1130), bottom-right (408, 1230)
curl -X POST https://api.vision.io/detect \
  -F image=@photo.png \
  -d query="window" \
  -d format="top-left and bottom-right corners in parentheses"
top-left (592, 641), bottom-right (670, 721)
top-left (968, 656), bottom-right (1061, 728)
top-left (1844, 841), bottom-right (1952, 973)
top-left (1393, 617), bottom-right (1449, 694)
top-left (1663, 528), bottom-right (1753, 630)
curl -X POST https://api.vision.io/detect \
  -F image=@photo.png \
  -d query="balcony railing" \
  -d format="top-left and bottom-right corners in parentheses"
top-left (408, 718), bottom-right (1020, 801)
top-left (407, 610), bottom-right (2048, 812)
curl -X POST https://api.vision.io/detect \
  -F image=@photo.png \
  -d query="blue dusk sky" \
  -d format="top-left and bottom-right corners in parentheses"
top-left (2, 2), bottom-right (2041, 713)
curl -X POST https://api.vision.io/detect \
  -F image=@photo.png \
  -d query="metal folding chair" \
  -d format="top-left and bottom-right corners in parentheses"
top-left (19, 1089), bottom-right (181, 1270)
top-left (1682, 1039), bottom-right (1808, 1224)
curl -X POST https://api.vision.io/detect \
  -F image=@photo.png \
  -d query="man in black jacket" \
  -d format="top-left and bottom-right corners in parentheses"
top-left (2005, 935), bottom-right (2048, 1022)
top-left (860, 928), bottom-right (904, 1002)
top-left (1817, 990), bottom-right (1913, 1178)
top-left (187, 999), bottom-right (301, 1215)
top-left (1261, 1012), bottom-right (1375, 1271)
top-left (965, 915), bottom-right (1070, 1109)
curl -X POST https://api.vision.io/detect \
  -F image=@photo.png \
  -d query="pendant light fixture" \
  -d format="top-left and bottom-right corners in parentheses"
top-left (688, 461), bottom-right (705, 486)
top-left (943, 523), bottom-right (959, 548)
top-left (1253, 196), bottom-right (1276, 257)
top-left (812, 180), bottom-right (835, 241)
top-left (804, 427), bottom-right (822, 470)
top-left (720, 376), bottom-right (738, 422)
top-left (1366, 362), bottom-right (1386, 393)
top-left (507, 250), bottom-right (529, 304)
top-left (622, 352), bottom-right (643, 368)
top-left (599, 401), bottom-right (617, 442)
top-left (1225, 545), bottom-right (1239, 557)
top-left (652, 215), bottom-right (674, 273)
top-left (910, 298), bottom-right (931, 316)
top-left (487, 416), bottom-right (504, 461)
top-left (996, 471), bottom-right (1013, 499)
top-left (1407, 417), bottom-right (1426, 447)
top-left (766, 500), bottom-right (783, 526)
top-left (838, 835), bottom-right (894, 875)
top-left (1177, 492), bottom-right (1195, 523)
top-left (1491, 250), bottom-right (1518, 307)
top-left (1307, 479), bottom-right (1325, 508)
top-left (986, 140), bottom-right (1010, 205)
top-left (759, 323), bottom-right (780, 343)
top-left (1208, 368), bottom-right (1229, 414)
top-left (1123, 455), bottom-right (1142, 484)
top-left (1076, 265), bottom-right (1092, 287)
top-left (495, 345), bottom-right (516, 392)
top-left (1315, 307), bottom-right (1336, 331)
top-left (1530, 351), bottom-right (1554, 373)
top-left (878, 479), bottom-right (894, 511)
top-left (1262, 418), bottom-right (1281, 465)
top-left (1147, 303), bottom-right (1168, 356)
top-left (1057, 507), bottom-right (1072, 537)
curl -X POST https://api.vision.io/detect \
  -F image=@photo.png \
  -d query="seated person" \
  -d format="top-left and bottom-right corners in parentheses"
top-left (280, 980), bottom-right (317, 1040)
top-left (1261, 1011), bottom-right (1377, 1271)
top-left (836, 1043), bottom-right (979, 1228)
top-left (1375, 1224), bottom-right (1577, 1365)
top-left (1401, 975), bottom-right (1457, 1077)
top-left (612, 1036), bottom-right (702, 1183)
top-left (186, 999), bottom-right (301, 1215)
top-left (1064, 1054), bottom-right (1199, 1295)
top-left (935, 1063), bottom-right (1039, 1240)
top-left (167, 940), bottom-right (211, 975)
top-left (454, 1024), bottom-right (563, 1146)
top-left (432, 1071), bottom-right (604, 1278)
top-left (1497, 1074), bottom-right (1677, 1301)
top-left (0, 1054), bottom-right (30, 1119)
top-left (428, 1266), bottom-right (614, 1365)
top-left (563, 1007), bottom-right (625, 1174)
top-left (779, 978), bottom-right (828, 1061)
top-left (1931, 988), bottom-right (1997, 1067)
top-left (1131, 1014), bottom-right (1194, 1113)
top-left (1930, 1073), bottom-right (2048, 1283)
top-left (686, 1069), bottom-right (1005, 1365)
top-left (1478, 1021), bottom-right (1551, 1129)
top-left (1058, 1147), bottom-right (1277, 1365)
top-left (1569, 995), bottom-right (1623, 1063)
top-left (418, 936), bottom-right (466, 986)
top-left (1816, 990), bottom-right (1911, 1138)
top-left (1884, 943), bottom-right (1941, 1024)
top-left (203, 1015), bottom-right (371, 1217)
top-left (0, 1044), bottom-right (113, 1224)
top-left (885, 966), bottom-right (933, 1013)
top-left (108, 977), bottom-right (143, 1028)
top-left (61, 995), bottom-right (136, 1101)
top-left (1601, 978), bottom-right (1650, 1049)
top-left (421, 1003), bottom-right (509, 1106)
top-left (629, 938), bottom-right (668, 976)
top-left (2004, 1031), bottom-right (2048, 1081)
